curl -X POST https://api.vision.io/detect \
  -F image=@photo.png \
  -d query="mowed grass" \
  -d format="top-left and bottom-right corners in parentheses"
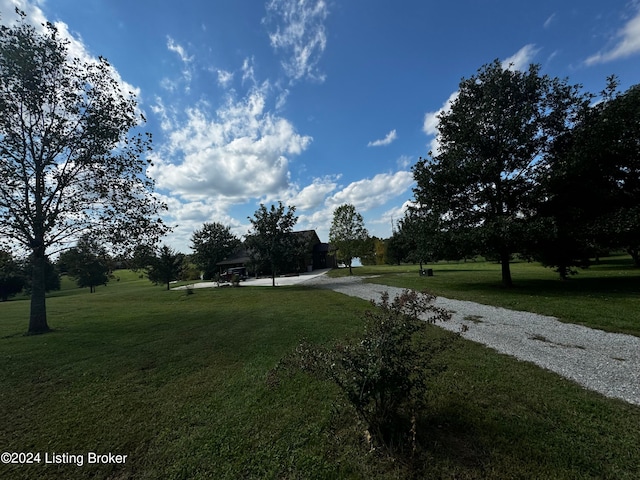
top-left (333, 255), bottom-right (640, 336)
top-left (0, 271), bottom-right (639, 479)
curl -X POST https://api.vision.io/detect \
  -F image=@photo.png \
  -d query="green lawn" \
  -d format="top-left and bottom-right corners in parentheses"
top-left (1, 270), bottom-right (639, 478)
top-left (333, 255), bottom-right (640, 336)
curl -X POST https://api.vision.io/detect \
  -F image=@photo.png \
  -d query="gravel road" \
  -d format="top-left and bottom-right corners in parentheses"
top-left (303, 274), bottom-right (640, 407)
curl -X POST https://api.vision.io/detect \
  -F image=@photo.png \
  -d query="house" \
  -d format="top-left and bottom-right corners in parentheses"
top-left (216, 230), bottom-right (336, 276)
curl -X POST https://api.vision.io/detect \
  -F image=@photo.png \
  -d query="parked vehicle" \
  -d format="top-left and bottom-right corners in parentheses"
top-left (220, 267), bottom-right (248, 282)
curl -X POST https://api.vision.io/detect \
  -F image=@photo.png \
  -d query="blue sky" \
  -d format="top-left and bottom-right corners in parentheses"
top-left (3, 1), bottom-right (640, 253)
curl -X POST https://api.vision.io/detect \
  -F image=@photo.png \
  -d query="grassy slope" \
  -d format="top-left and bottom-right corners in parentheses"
top-left (332, 255), bottom-right (640, 336)
top-left (0, 270), bottom-right (639, 479)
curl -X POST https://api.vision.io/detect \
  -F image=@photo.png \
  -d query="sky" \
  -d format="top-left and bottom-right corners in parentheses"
top-left (2, 0), bottom-right (640, 253)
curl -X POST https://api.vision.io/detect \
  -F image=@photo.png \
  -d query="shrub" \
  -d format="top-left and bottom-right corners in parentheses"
top-left (274, 289), bottom-right (459, 456)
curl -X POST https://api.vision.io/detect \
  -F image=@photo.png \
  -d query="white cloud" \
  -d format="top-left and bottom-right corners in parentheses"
top-left (148, 85), bottom-right (312, 203)
top-left (167, 36), bottom-right (193, 64)
top-left (241, 57), bottom-right (256, 85)
top-left (0, 1), bottom-right (141, 108)
top-left (217, 69), bottom-right (234, 88)
top-left (422, 91), bottom-right (458, 155)
top-left (0, 0), bottom-right (48, 29)
top-left (367, 129), bottom-right (397, 147)
top-left (585, 10), bottom-right (640, 65)
top-left (286, 176), bottom-right (339, 210)
top-left (396, 155), bottom-right (412, 169)
top-left (423, 91), bottom-right (458, 136)
top-left (372, 200), bottom-right (414, 227)
top-left (501, 44), bottom-right (539, 71)
top-left (264, 0), bottom-right (328, 82)
top-left (543, 13), bottom-right (556, 29)
top-left (165, 36), bottom-right (194, 93)
top-left (153, 193), bottom-right (246, 252)
top-left (326, 171), bottom-right (414, 212)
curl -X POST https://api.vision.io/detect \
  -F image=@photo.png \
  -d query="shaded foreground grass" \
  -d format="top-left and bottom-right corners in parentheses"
top-left (0, 274), bottom-right (639, 478)
top-left (334, 255), bottom-right (640, 336)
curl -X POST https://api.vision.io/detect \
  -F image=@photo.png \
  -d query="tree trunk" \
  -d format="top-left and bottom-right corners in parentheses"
top-left (628, 247), bottom-right (640, 267)
top-left (500, 249), bottom-right (513, 288)
top-left (28, 246), bottom-right (50, 335)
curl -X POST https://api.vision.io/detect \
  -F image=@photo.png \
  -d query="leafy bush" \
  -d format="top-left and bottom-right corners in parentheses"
top-left (274, 289), bottom-right (460, 455)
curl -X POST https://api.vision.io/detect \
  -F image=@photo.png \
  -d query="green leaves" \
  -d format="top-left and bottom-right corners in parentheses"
top-left (329, 204), bottom-right (369, 274)
top-left (278, 289), bottom-right (454, 454)
top-left (245, 202), bottom-right (298, 285)
top-left (190, 222), bottom-right (241, 280)
top-left (0, 10), bottom-right (168, 331)
top-left (412, 60), bottom-right (588, 285)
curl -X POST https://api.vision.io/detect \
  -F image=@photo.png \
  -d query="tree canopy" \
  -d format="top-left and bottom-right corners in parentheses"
top-left (0, 11), bottom-right (168, 333)
top-left (329, 204), bottom-right (369, 275)
top-left (190, 222), bottom-right (241, 280)
top-left (58, 234), bottom-right (110, 293)
top-left (412, 60), bottom-right (587, 286)
top-left (245, 202), bottom-right (298, 287)
top-left (147, 245), bottom-right (184, 290)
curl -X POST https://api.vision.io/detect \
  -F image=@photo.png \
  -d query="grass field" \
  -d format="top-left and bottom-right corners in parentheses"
top-left (332, 255), bottom-right (640, 336)
top-left (1, 266), bottom-right (639, 478)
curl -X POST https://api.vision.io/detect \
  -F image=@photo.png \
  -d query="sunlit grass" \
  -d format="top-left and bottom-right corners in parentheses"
top-left (331, 255), bottom-right (640, 335)
top-left (1, 271), bottom-right (639, 478)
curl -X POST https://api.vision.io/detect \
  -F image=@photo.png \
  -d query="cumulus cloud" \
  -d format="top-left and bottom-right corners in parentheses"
top-left (326, 171), bottom-right (414, 211)
top-left (585, 10), bottom-right (640, 65)
top-left (148, 85), bottom-right (312, 202)
top-left (286, 176), bottom-right (339, 211)
top-left (372, 200), bottom-right (415, 227)
top-left (154, 193), bottom-right (247, 252)
top-left (264, 0), bottom-right (328, 82)
top-left (367, 129), bottom-right (397, 147)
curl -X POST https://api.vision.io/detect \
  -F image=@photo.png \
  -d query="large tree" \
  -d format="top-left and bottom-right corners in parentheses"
top-left (0, 11), bottom-right (167, 333)
top-left (245, 202), bottom-right (298, 287)
top-left (190, 222), bottom-right (241, 280)
top-left (412, 60), bottom-right (583, 287)
top-left (534, 78), bottom-right (640, 273)
top-left (573, 81), bottom-right (640, 265)
top-left (329, 204), bottom-right (369, 275)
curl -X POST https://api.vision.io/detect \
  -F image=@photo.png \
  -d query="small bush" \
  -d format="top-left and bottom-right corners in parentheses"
top-left (274, 289), bottom-right (459, 456)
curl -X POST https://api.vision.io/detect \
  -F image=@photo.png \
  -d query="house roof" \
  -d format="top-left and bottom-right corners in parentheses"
top-left (216, 249), bottom-right (251, 266)
top-left (216, 230), bottom-right (325, 267)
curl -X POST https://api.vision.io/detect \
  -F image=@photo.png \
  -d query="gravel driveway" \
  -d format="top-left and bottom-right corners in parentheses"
top-left (303, 273), bottom-right (640, 407)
